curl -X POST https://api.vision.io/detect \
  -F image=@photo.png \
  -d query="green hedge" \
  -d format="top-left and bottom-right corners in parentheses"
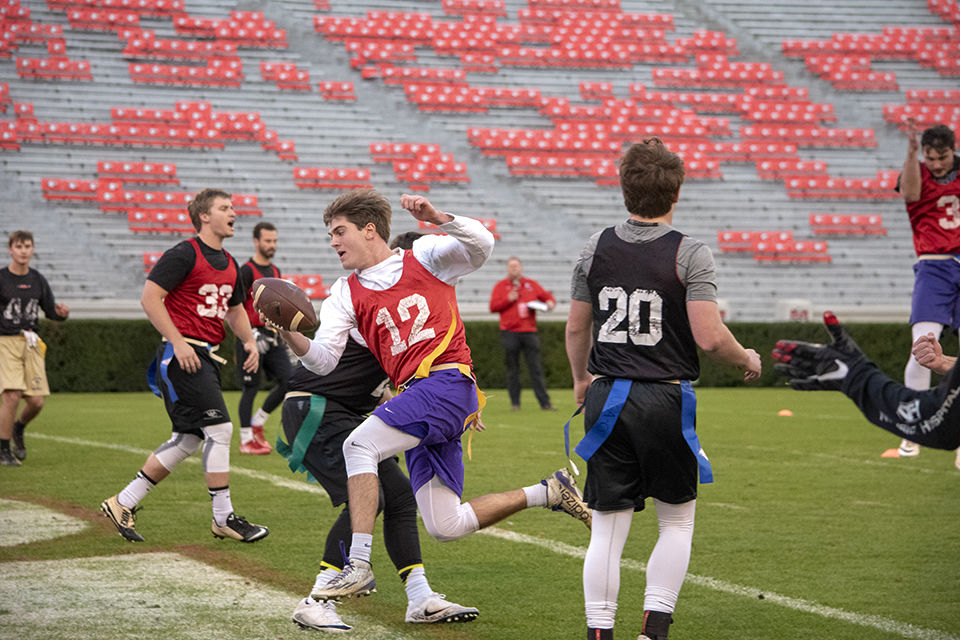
top-left (37, 319), bottom-right (958, 392)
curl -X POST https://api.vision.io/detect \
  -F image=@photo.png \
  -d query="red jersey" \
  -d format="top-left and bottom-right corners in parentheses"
top-left (489, 276), bottom-right (555, 332)
top-left (163, 238), bottom-right (238, 344)
top-left (241, 260), bottom-right (280, 327)
top-left (347, 250), bottom-right (473, 386)
top-left (906, 163), bottom-right (960, 256)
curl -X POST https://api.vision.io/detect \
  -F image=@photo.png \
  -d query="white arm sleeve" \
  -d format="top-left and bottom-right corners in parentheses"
top-left (299, 278), bottom-right (354, 375)
top-left (413, 214), bottom-right (495, 285)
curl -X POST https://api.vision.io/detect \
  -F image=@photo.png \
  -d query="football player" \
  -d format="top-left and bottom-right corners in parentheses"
top-left (774, 312), bottom-right (960, 451)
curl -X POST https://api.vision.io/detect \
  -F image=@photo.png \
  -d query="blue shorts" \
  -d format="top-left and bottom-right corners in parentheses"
top-left (911, 259), bottom-right (960, 329)
top-left (372, 369), bottom-right (478, 497)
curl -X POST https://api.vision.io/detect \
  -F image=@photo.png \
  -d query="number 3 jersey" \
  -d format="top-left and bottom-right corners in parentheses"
top-left (347, 249), bottom-right (472, 386)
top-left (572, 220), bottom-right (719, 382)
top-left (904, 159), bottom-right (960, 256)
top-left (148, 237), bottom-right (244, 344)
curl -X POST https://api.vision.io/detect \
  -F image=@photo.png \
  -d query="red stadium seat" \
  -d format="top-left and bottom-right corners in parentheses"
top-left (809, 213), bottom-right (886, 235)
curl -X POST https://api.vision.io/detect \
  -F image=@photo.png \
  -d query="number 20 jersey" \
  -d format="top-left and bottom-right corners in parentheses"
top-left (162, 238), bottom-right (237, 344)
top-left (586, 227), bottom-right (699, 381)
top-left (347, 250), bottom-right (472, 386)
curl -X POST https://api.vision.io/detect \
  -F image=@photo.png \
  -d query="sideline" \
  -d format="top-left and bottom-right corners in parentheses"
top-left (29, 432), bottom-right (960, 640)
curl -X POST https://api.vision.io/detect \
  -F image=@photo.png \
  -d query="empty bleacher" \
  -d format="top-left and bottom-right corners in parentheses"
top-left (0, 0), bottom-right (956, 321)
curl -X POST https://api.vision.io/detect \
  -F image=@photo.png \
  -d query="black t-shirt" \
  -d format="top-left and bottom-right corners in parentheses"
top-left (148, 237), bottom-right (244, 307)
top-left (239, 260), bottom-right (281, 294)
top-left (288, 336), bottom-right (390, 414)
top-left (0, 267), bottom-right (64, 335)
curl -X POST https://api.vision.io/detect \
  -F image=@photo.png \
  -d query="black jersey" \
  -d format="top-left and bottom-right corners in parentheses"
top-left (288, 336), bottom-right (390, 414)
top-left (586, 227), bottom-right (699, 381)
top-left (0, 267), bottom-right (64, 335)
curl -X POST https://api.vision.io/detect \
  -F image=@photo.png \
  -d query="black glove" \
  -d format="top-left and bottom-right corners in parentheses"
top-left (772, 311), bottom-right (867, 390)
top-left (253, 327), bottom-right (277, 354)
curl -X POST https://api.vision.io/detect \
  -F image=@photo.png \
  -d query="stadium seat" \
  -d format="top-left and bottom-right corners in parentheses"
top-left (293, 167), bottom-right (371, 189)
top-left (809, 213), bottom-right (886, 235)
top-left (718, 230), bottom-right (793, 252)
top-left (752, 239), bottom-right (831, 262)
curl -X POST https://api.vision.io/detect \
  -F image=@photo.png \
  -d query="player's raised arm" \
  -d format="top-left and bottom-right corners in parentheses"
top-left (401, 194), bottom-right (495, 280)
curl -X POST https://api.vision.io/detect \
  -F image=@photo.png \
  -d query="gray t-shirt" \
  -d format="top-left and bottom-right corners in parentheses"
top-left (570, 219), bottom-right (718, 303)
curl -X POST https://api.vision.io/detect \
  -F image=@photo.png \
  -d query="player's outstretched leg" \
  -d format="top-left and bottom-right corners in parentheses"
top-left (211, 512), bottom-right (269, 542)
top-left (100, 495), bottom-right (144, 542)
top-left (291, 598), bottom-right (352, 633)
top-left (543, 468), bottom-right (592, 529)
top-left (406, 593), bottom-right (479, 624)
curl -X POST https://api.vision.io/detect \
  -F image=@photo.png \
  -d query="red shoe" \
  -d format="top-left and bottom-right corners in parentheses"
top-left (239, 438), bottom-right (271, 455)
top-left (252, 426), bottom-right (272, 452)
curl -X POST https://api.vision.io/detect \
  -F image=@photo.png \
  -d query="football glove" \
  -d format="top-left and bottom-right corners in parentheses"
top-left (253, 327), bottom-right (277, 354)
top-left (771, 311), bottom-right (867, 391)
top-left (22, 330), bottom-right (39, 349)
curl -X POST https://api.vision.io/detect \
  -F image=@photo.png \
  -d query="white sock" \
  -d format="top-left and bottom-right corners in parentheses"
top-left (311, 567), bottom-right (340, 594)
top-left (349, 532), bottom-right (373, 563)
top-left (252, 408), bottom-right (270, 427)
top-left (522, 483), bottom-right (548, 507)
top-left (404, 566), bottom-right (432, 605)
top-left (208, 486), bottom-right (234, 526)
top-left (118, 471), bottom-right (155, 508)
top-left (239, 427), bottom-right (254, 444)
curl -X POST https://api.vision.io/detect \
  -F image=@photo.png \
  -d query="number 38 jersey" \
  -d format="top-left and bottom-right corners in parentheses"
top-left (150, 237), bottom-right (241, 345)
top-left (586, 227), bottom-right (700, 382)
top-left (906, 161), bottom-right (960, 256)
top-left (347, 250), bottom-right (472, 386)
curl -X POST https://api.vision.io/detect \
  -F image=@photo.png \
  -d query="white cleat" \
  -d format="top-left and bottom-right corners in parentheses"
top-left (543, 468), bottom-right (592, 529)
top-left (292, 598), bottom-right (352, 633)
top-left (405, 593), bottom-right (478, 624)
top-left (310, 560), bottom-right (376, 601)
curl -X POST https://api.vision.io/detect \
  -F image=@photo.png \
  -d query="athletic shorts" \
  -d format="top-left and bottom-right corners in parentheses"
top-left (372, 369), bottom-right (478, 497)
top-left (910, 258), bottom-right (960, 329)
top-left (281, 395), bottom-right (406, 507)
top-left (235, 334), bottom-right (292, 389)
top-left (0, 334), bottom-right (49, 396)
top-left (154, 342), bottom-right (230, 437)
top-left (582, 378), bottom-right (698, 512)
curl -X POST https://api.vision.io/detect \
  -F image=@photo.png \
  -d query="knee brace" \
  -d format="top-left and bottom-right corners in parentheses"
top-left (342, 430), bottom-right (381, 478)
top-left (153, 433), bottom-right (203, 471)
top-left (201, 422), bottom-right (233, 473)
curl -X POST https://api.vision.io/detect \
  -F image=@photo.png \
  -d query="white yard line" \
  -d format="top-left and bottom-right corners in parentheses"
top-left (481, 529), bottom-right (958, 640)
top-left (26, 431), bottom-right (960, 640)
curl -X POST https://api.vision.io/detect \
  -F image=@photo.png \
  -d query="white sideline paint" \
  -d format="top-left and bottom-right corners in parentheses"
top-left (30, 432), bottom-right (328, 497)
top-left (0, 553), bottom-right (407, 640)
top-left (0, 498), bottom-right (88, 546)
top-left (26, 432), bottom-right (960, 640)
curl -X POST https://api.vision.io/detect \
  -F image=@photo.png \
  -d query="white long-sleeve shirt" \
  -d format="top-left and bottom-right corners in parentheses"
top-left (300, 214), bottom-right (495, 375)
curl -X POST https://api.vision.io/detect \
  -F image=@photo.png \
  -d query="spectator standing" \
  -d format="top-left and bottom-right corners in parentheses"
top-left (0, 231), bottom-right (69, 467)
top-left (489, 257), bottom-right (557, 411)
top-left (885, 121), bottom-right (960, 466)
top-left (236, 221), bottom-right (291, 455)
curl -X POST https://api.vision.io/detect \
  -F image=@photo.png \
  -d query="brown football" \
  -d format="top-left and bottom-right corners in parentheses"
top-left (252, 277), bottom-right (318, 332)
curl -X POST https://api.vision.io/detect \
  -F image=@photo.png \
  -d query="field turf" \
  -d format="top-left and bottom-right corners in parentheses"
top-left (1, 387), bottom-right (958, 640)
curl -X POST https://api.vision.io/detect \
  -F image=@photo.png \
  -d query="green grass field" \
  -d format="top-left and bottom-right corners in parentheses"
top-left (1, 387), bottom-right (958, 640)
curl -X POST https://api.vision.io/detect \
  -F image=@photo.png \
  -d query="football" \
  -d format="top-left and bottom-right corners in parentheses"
top-left (252, 277), bottom-right (318, 332)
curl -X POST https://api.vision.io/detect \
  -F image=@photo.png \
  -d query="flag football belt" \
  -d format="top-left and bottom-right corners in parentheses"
top-left (563, 378), bottom-right (713, 484)
top-left (147, 338), bottom-right (227, 401)
top-left (275, 392), bottom-right (324, 480)
top-left (917, 254), bottom-right (960, 263)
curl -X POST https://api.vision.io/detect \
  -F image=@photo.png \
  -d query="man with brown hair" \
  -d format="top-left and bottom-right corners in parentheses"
top-left (236, 220), bottom-right (290, 455)
top-left (0, 230), bottom-right (69, 467)
top-left (885, 121), bottom-right (960, 464)
top-left (275, 188), bottom-right (590, 605)
top-left (100, 188), bottom-right (269, 543)
top-left (566, 139), bottom-right (761, 640)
